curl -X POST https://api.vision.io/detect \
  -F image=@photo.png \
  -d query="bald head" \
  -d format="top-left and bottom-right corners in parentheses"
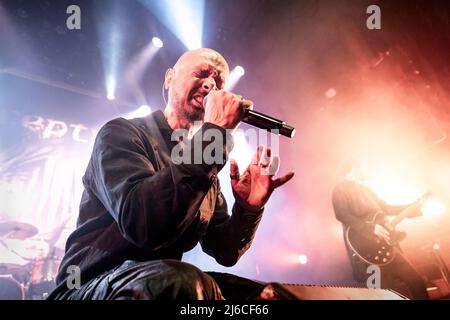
top-left (173, 48), bottom-right (229, 77)
top-left (164, 48), bottom-right (230, 126)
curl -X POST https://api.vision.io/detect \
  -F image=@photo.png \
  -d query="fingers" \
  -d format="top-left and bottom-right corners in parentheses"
top-left (272, 171), bottom-right (295, 189)
top-left (267, 155), bottom-right (280, 176)
top-left (376, 231), bottom-right (390, 243)
top-left (239, 99), bottom-right (253, 121)
top-left (250, 145), bottom-right (294, 188)
top-left (229, 158), bottom-right (240, 188)
top-left (380, 228), bottom-right (389, 238)
top-left (252, 145), bottom-right (264, 165)
top-left (374, 224), bottom-right (391, 242)
top-left (241, 99), bottom-right (253, 110)
top-left (233, 94), bottom-right (252, 121)
top-left (230, 158), bottom-right (240, 176)
top-left (235, 94), bottom-right (252, 109)
top-left (258, 146), bottom-right (272, 169)
top-left (204, 91), bottom-right (252, 130)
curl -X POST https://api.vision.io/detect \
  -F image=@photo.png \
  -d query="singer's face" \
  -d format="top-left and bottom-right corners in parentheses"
top-left (165, 49), bottom-right (229, 122)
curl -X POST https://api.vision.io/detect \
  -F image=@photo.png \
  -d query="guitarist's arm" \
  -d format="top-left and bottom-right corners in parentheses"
top-left (371, 190), bottom-right (422, 217)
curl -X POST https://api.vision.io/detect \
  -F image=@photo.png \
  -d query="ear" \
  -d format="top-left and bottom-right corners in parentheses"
top-left (164, 68), bottom-right (174, 90)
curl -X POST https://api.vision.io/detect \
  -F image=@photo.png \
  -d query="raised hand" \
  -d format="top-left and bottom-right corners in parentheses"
top-left (229, 145), bottom-right (295, 212)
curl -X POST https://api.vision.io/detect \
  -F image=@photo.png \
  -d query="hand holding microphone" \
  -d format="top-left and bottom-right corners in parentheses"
top-left (203, 90), bottom-right (253, 131)
top-left (203, 90), bottom-right (295, 138)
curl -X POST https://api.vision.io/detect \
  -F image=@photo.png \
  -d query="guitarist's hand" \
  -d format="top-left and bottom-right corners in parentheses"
top-left (411, 192), bottom-right (432, 217)
top-left (418, 192), bottom-right (432, 206)
top-left (374, 224), bottom-right (391, 242)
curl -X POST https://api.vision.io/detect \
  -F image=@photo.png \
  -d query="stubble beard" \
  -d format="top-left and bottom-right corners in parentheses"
top-left (172, 92), bottom-right (205, 125)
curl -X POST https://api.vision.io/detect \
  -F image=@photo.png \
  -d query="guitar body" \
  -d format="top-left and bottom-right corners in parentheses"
top-left (345, 226), bottom-right (396, 266)
top-left (345, 212), bottom-right (398, 266)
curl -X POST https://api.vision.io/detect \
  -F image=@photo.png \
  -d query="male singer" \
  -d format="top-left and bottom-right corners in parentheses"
top-left (49, 48), bottom-right (294, 300)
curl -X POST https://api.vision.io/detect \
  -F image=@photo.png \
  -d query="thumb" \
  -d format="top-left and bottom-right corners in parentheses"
top-left (230, 158), bottom-right (240, 188)
top-left (272, 171), bottom-right (295, 189)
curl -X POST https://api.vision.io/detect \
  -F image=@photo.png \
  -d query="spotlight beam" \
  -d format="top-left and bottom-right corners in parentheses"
top-left (95, 1), bottom-right (126, 101)
top-left (139, 0), bottom-right (204, 50)
top-left (124, 105), bottom-right (152, 119)
top-left (225, 66), bottom-right (246, 91)
top-left (124, 41), bottom-right (161, 106)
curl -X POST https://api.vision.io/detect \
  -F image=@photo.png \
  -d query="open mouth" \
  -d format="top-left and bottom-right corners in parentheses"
top-left (191, 94), bottom-right (204, 108)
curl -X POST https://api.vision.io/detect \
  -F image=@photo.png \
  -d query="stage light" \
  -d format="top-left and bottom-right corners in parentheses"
top-left (136, 105), bottom-right (152, 117)
top-left (421, 197), bottom-right (445, 218)
top-left (325, 88), bottom-right (337, 99)
top-left (95, 2), bottom-right (125, 105)
top-left (235, 65), bottom-right (245, 77)
top-left (298, 254), bottom-right (308, 265)
top-left (225, 65), bottom-right (246, 91)
top-left (106, 76), bottom-right (116, 100)
top-left (104, 31), bottom-right (119, 101)
top-left (139, 0), bottom-right (204, 50)
top-left (152, 36), bottom-right (164, 48)
top-left (124, 105), bottom-right (152, 119)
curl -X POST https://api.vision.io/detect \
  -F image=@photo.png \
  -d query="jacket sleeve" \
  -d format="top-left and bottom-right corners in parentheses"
top-left (332, 187), bottom-right (374, 235)
top-left (200, 184), bottom-right (264, 267)
top-left (85, 118), bottom-right (233, 250)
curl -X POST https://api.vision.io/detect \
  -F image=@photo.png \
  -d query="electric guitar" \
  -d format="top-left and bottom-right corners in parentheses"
top-left (345, 193), bottom-right (430, 266)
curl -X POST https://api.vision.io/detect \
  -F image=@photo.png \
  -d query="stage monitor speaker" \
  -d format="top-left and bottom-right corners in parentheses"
top-left (256, 283), bottom-right (407, 300)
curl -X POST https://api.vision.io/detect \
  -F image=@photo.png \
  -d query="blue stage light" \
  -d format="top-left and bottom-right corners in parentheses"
top-left (139, 0), bottom-right (204, 50)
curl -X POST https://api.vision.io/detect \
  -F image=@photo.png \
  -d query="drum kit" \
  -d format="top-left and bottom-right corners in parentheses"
top-left (0, 221), bottom-right (64, 300)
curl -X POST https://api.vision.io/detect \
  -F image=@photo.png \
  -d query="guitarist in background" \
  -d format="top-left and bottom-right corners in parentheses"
top-left (332, 160), bottom-right (429, 299)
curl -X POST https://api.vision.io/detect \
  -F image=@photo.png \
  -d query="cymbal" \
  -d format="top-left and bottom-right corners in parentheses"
top-left (0, 221), bottom-right (38, 239)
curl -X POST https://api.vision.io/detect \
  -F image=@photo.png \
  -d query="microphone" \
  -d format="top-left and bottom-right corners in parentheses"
top-left (242, 109), bottom-right (296, 138)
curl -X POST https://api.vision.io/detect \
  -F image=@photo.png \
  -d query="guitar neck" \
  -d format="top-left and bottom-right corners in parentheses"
top-left (389, 202), bottom-right (419, 227)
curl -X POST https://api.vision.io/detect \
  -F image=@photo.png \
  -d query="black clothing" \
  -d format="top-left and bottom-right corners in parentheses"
top-left (51, 260), bottom-right (223, 300)
top-left (51, 259), bottom-right (263, 300)
top-left (332, 180), bottom-right (428, 299)
top-left (49, 110), bottom-right (264, 299)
